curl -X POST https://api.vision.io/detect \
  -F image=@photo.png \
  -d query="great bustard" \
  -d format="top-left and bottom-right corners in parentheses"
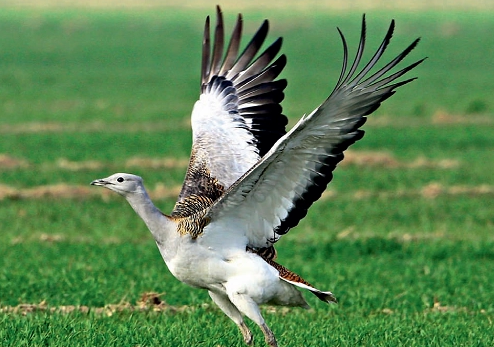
top-left (91, 6), bottom-right (423, 347)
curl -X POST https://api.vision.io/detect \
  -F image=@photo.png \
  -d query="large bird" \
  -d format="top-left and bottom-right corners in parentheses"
top-left (91, 6), bottom-right (423, 347)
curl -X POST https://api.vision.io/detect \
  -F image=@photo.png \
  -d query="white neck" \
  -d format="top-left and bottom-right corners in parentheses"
top-left (124, 187), bottom-right (175, 245)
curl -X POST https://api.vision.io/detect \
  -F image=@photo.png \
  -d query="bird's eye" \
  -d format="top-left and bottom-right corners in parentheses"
top-left (116, 177), bottom-right (124, 183)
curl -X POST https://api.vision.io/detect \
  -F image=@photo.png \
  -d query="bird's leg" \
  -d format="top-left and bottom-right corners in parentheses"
top-left (260, 322), bottom-right (278, 347)
top-left (238, 321), bottom-right (254, 345)
top-left (227, 292), bottom-right (278, 347)
top-left (209, 291), bottom-right (253, 345)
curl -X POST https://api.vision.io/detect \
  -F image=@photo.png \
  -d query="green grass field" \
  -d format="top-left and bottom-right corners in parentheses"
top-left (1, 5), bottom-right (493, 347)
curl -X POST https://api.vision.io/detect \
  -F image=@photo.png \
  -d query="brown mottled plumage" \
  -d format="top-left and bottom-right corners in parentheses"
top-left (174, 212), bottom-right (211, 238)
top-left (173, 151), bottom-right (224, 217)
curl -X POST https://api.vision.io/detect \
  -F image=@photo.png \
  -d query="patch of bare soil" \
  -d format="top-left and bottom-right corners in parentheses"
top-left (350, 183), bottom-right (494, 201)
top-left (336, 227), bottom-right (447, 242)
top-left (0, 154), bottom-right (29, 170)
top-left (0, 121), bottom-right (183, 134)
top-left (0, 292), bottom-right (187, 316)
top-left (0, 122), bottom-right (66, 134)
top-left (0, 184), bottom-right (17, 199)
top-left (426, 298), bottom-right (468, 313)
top-left (38, 233), bottom-right (65, 243)
top-left (408, 157), bottom-right (459, 169)
top-left (420, 183), bottom-right (494, 199)
top-left (0, 184), bottom-right (96, 200)
top-left (342, 150), bottom-right (459, 169)
top-left (432, 110), bottom-right (493, 125)
top-left (57, 158), bottom-right (104, 171)
top-left (21, 184), bottom-right (94, 199)
top-left (0, 183), bottom-right (183, 201)
top-left (392, 231), bottom-right (446, 242)
top-left (342, 150), bottom-right (399, 168)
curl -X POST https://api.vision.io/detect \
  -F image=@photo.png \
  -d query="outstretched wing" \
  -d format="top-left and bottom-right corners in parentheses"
top-left (205, 16), bottom-right (425, 248)
top-left (173, 6), bottom-right (288, 216)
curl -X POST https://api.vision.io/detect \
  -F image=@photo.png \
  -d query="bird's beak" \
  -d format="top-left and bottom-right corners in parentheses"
top-left (90, 179), bottom-right (109, 186)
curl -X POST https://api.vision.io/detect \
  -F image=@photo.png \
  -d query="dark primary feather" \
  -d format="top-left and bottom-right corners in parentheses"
top-left (272, 16), bottom-right (425, 239)
top-left (224, 20), bottom-right (270, 81)
top-left (201, 6), bottom-right (288, 156)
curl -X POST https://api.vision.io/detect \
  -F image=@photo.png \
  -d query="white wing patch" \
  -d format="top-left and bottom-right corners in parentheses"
top-left (191, 89), bottom-right (260, 189)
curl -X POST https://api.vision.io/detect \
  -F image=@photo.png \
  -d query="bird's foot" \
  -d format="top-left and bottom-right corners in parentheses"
top-left (260, 323), bottom-right (278, 347)
top-left (239, 322), bottom-right (253, 345)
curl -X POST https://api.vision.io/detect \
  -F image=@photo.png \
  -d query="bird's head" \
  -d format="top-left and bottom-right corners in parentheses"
top-left (91, 173), bottom-right (144, 197)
